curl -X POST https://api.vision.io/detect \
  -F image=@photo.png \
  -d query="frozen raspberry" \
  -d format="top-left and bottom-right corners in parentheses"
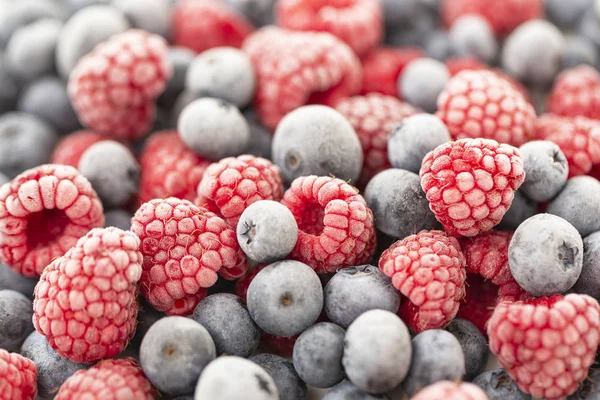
top-left (0, 164), bottom-right (104, 277)
top-left (420, 138), bottom-right (526, 237)
top-left (335, 93), bottom-right (419, 185)
top-left (138, 131), bottom-right (210, 204)
top-left (196, 155), bottom-right (284, 227)
top-left (261, 332), bottom-right (299, 357)
top-left (131, 198), bottom-right (247, 316)
top-left (547, 65), bottom-right (600, 120)
top-left (173, 0), bottom-right (254, 54)
top-left (68, 29), bottom-right (171, 141)
top-left (412, 381), bottom-right (489, 400)
top-left (535, 114), bottom-right (600, 177)
top-left (437, 70), bottom-right (536, 146)
top-left (281, 176), bottom-right (375, 274)
top-left (378, 230), bottom-right (467, 333)
top-left (243, 27), bottom-right (362, 130)
top-left (276, 0), bottom-right (383, 57)
top-left (50, 131), bottom-right (106, 167)
top-left (0, 350), bottom-right (37, 400)
top-left (442, 0), bottom-right (543, 36)
top-left (446, 57), bottom-right (488, 76)
top-left (360, 47), bottom-right (423, 97)
top-left (55, 358), bottom-right (155, 400)
top-left (488, 294), bottom-right (600, 399)
top-left (32, 228), bottom-right (142, 364)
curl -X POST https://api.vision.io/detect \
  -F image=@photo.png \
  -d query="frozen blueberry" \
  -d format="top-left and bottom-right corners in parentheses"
top-left (380, 0), bottom-right (421, 26)
top-left (0, 0), bottom-right (65, 49)
top-left (66, 0), bottom-right (111, 14)
top-left (571, 231), bottom-right (600, 301)
top-left (192, 293), bottom-right (260, 357)
top-left (236, 200), bottom-right (298, 264)
top-left (447, 319), bottom-right (488, 381)
top-left (324, 265), bottom-right (400, 329)
top-left (158, 47), bottom-right (195, 109)
top-left (385, 7), bottom-right (436, 47)
top-left (293, 322), bottom-right (345, 388)
top-left (580, 10), bottom-right (600, 50)
top-left (185, 47), bottom-right (256, 109)
top-left (0, 171), bottom-right (8, 187)
top-left (546, 0), bottom-right (592, 29)
top-left (561, 35), bottom-right (598, 70)
top-left (498, 190), bottom-right (539, 231)
top-left (398, 58), bottom-right (450, 113)
top-left (519, 140), bottom-right (569, 202)
top-left (140, 316), bottom-right (216, 396)
top-left (567, 367), bottom-right (600, 399)
top-left (402, 329), bottom-right (466, 397)
top-left (21, 331), bottom-right (89, 398)
top-left (112, 0), bottom-right (170, 38)
top-left (0, 52), bottom-right (20, 113)
top-left (272, 105), bottom-right (363, 183)
top-left (364, 169), bottom-right (439, 239)
top-left (509, 213), bottom-right (583, 297)
top-left (502, 20), bottom-right (566, 86)
top-left (343, 309), bottom-right (412, 394)
top-left (244, 109), bottom-right (273, 159)
top-left (323, 381), bottom-right (386, 400)
top-left (0, 290), bottom-right (34, 352)
top-left (17, 76), bottom-right (80, 134)
top-left (56, 5), bottom-right (130, 79)
top-left (424, 30), bottom-right (454, 61)
top-left (547, 176), bottom-right (600, 237)
top-left (0, 264), bottom-right (37, 298)
top-left (473, 368), bottom-right (532, 400)
top-left (250, 354), bottom-right (307, 400)
top-left (0, 112), bottom-right (58, 178)
top-left (104, 209), bottom-right (133, 231)
top-left (449, 15), bottom-right (498, 64)
top-left (223, 0), bottom-right (276, 27)
top-left (78, 140), bottom-right (140, 209)
top-left (247, 260), bottom-right (323, 337)
top-left (388, 113), bottom-right (451, 174)
top-left (178, 98), bottom-right (250, 161)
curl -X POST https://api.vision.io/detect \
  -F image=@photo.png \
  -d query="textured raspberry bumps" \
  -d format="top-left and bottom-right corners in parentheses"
top-left (33, 228), bottom-right (142, 363)
top-left (0, 350), bottom-right (37, 400)
top-left (68, 30), bottom-right (171, 141)
top-left (361, 47), bottom-right (423, 97)
top-left (420, 138), bottom-right (525, 237)
top-left (0, 164), bottom-right (104, 277)
top-left (488, 294), bottom-right (600, 399)
top-left (379, 230), bottom-right (466, 333)
top-left (138, 131), bottom-right (210, 204)
top-left (55, 358), bottom-right (155, 400)
top-left (437, 70), bottom-right (536, 146)
top-left (196, 155), bottom-right (284, 227)
top-left (547, 65), bottom-right (600, 120)
top-left (412, 381), bottom-right (489, 400)
top-left (131, 198), bottom-right (247, 316)
top-left (281, 176), bottom-right (375, 273)
top-left (276, 0), bottom-right (383, 57)
top-left (51, 131), bottom-right (106, 167)
top-left (243, 27), bottom-right (362, 130)
top-left (335, 93), bottom-right (419, 185)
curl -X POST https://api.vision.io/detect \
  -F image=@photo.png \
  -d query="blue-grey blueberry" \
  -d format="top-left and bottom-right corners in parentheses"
top-left (0, 289), bottom-right (33, 352)
top-left (0, 53), bottom-right (19, 113)
top-left (0, 0), bottom-right (65, 49)
top-left (244, 109), bottom-right (273, 159)
top-left (562, 35), bottom-right (598, 70)
top-left (223, 0), bottom-right (276, 27)
top-left (547, 176), bottom-right (600, 237)
top-left (546, 0), bottom-right (592, 29)
top-left (104, 209), bottom-right (132, 231)
top-left (424, 30), bottom-right (454, 61)
top-left (449, 15), bottom-right (498, 64)
top-left (473, 368), bottom-right (532, 400)
top-left (519, 140), bottom-right (569, 202)
top-left (567, 366), bottom-right (600, 399)
top-left (571, 231), bottom-right (600, 301)
top-left (498, 191), bottom-right (539, 231)
top-left (112, 0), bottom-right (170, 38)
top-left (0, 264), bottom-right (37, 298)
top-left (250, 354), bottom-right (307, 400)
top-left (398, 58), bottom-right (450, 113)
top-left (158, 46), bottom-right (195, 109)
top-left (447, 319), bottom-right (488, 381)
top-left (380, 0), bottom-right (421, 26)
top-left (580, 10), bottom-right (600, 50)
top-left (323, 381), bottom-right (387, 400)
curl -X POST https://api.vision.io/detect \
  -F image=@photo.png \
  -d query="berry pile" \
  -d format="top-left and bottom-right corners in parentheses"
top-left (1, 1), bottom-right (600, 400)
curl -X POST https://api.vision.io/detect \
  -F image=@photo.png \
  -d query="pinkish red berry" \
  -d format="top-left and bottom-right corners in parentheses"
top-left (0, 350), bottom-right (37, 400)
top-left (412, 381), bottom-right (489, 400)
top-left (547, 65), bottom-right (600, 120)
top-left (361, 47), bottom-right (424, 98)
top-left (50, 131), bottom-right (106, 168)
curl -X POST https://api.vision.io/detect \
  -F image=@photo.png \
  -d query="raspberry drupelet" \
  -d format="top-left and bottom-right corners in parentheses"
top-left (411, 381), bottom-right (489, 400)
top-left (378, 230), bottom-right (467, 333)
top-left (32, 228), bottom-right (142, 364)
top-left (0, 350), bottom-right (37, 400)
top-left (55, 358), bottom-right (155, 400)
top-left (0, 164), bottom-right (104, 277)
top-left (50, 131), bottom-right (106, 167)
top-left (360, 47), bottom-right (423, 97)
top-left (196, 155), bottom-right (284, 227)
top-left (547, 65), bottom-right (600, 120)
top-left (420, 138), bottom-right (525, 237)
top-left (131, 198), bottom-right (247, 316)
top-left (488, 294), bottom-right (600, 399)
top-left (138, 131), bottom-right (210, 204)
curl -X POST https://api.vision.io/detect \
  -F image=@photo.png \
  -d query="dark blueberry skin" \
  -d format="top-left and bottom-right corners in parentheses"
top-left (244, 109), bottom-right (273, 159)
top-left (0, 53), bottom-right (20, 113)
top-left (546, 0), bottom-right (592, 29)
top-left (547, 176), bottom-right (600, 237)
top-left (250, 354), bottom-right (307, 400)
top-left (158, 46), bottom-right (195, 109)
top-left (192, 293), bottom-right (260, 357)
top-left (104, 209), bottom-right (133, 231)
top-left (323, 381), bottom-right (387, 400)
top-left (447, 319), bottom-right (488, 381)
top-left (498, 191), bottom-right (538, 231)
top-left (448, 15), bottom-right (498, 64)
top-left (0, 264), bottom-right (37, 298)
top-left (571, 231), bottom-right (600, 301)
top-left (398, 58), bottom-right (450, 113)
top-left (324, 265), bottom-right (400, 329)
top-left (473, 368), bottom-right (532, 400)
top-left (561, 35), bottom-right (598, 70)
top-left (0, 290), bottom-right (34, 352)
top-left (567, 367), bottom-right (600, 399)
top-left (519, 140), bottom-right (569, 202)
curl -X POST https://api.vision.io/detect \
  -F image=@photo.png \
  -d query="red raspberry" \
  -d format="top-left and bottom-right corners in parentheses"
top-left (0, 350), bottom-right (37, 400)
top-left (138, 131), bottom-right (210, 204)
top-left (68, 30), bottom-right (171, 141)
top-left (446, 57), bottom-right (488, 76)
top-left (51, 131), bottom-right (106, 167)
top-left (412, 381), bottom-right (489, 400)
top-left (335, 93), bottom-right (419, 185)
top-left (243, 27), bottom-right (362, 130)
top-left (32, 228), bottom-right (142, 363)
top-left (261, 332), bottom-right (299, 357)
top-left (281, 175), bottom-right (375, 274)
top-left (488, 294), bottom-right (600, 399)
top-left (379, 230), bottom-right (467, 333)
top-left (0, 164), bottom-right (104, 277)
top-left (361, 47), bottom-right (424, 97)
top-left (174, 0), bottom-right (253, 54)
top-left (196, 155), bottom-right (284, 227)
top-left (55, 358), bottom-right (155, 400)
top-left (276, 0), bottom-right (383, 57)
top-left (420, 138), bottom-right (526, 237)
top-left (547, 65), bottom-right (600, 120)
top-left (131, 198), bottom-right (247, 316)
top-left (442, 0), bottom-right (543, 36)
top-left (437, 70), bottom-right (536, 146)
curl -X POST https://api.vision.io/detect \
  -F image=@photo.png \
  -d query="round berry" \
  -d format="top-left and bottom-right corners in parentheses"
top-left (547, 176), bottom-right (600, 237)
top-left (104, 209), bottom-right (132, 231)
top-left (519, 140), bottom-right (569, 202)
top-left (0, 55), bottom-right (19, 114)
top-left (399, 58), bottom-right (450, 113)
top-left (425, 30), bottom-right (455, 61)
top-left (159, 47), bottom-right (195, 109)
top-left (412, 381), bottom-right (489, 400)
top-left (0, 349), bottom-right (37, 400)
top-left (50, 131), bottom-right (105, 168)
top-left (0, 264), bottom-right (36, 298)
top-left (0, 290), bottom-right (33, 353)
top-left (472, 368), bottom-right (531, 400)
top-left (447, 319), bottom-right (488, 381)
top-left (561, 35), bottom-right (598, 70)
top-left (249, 354), bottom-right (307, 400)
top-left (323, 381), bottom-right (387, 400)
top-left (572, 231), bottom-right (600, 300)
top-left (545, 0), bottom-right (592, 29)
top-left (112, 0), bottom-right (171, 38)
top-left (449, 15), bottom-right (498, 64)
top-left (244, 109), bottom-right (273, 159)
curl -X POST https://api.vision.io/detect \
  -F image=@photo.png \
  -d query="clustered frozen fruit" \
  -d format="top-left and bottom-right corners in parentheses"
top-left (2, 0), bottom-right (600, 399)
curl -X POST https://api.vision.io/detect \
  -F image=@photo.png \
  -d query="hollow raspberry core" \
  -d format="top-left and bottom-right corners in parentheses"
top-left (296, 202), bottom-right (325, 236)
top-left (26, 209), bottom-right (70, 248)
